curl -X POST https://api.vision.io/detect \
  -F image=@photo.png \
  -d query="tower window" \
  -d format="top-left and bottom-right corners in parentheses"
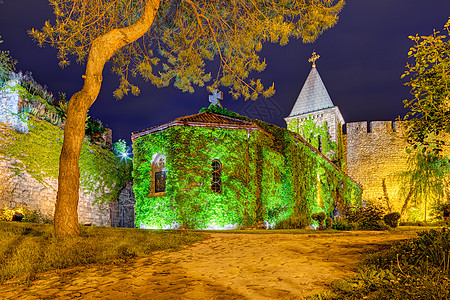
top-left (211, 159), bottom-right (222, 193)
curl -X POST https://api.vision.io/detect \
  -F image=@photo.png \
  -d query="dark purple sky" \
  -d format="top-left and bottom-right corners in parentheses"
top-left (1, 1), bottom-right (450, 144)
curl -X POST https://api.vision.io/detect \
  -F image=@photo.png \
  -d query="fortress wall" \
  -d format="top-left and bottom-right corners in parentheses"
top-left (345, 120), bottom-right (411, 212)
top-left (0, 156), bottom-right (111, 226)
top-left (0, 81), bottom-right (28, 133)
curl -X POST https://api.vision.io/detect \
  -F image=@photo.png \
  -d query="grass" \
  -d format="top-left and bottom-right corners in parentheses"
top-left (308, 227), bottom-right (450, 300)
top-left (0, 221), bottom-right (205, 284)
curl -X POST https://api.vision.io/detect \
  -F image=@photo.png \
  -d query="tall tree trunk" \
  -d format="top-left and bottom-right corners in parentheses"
top-left (54, 0), bottom-right (160, 238)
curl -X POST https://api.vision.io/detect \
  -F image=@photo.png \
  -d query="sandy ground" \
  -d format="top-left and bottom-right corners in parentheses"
top-left (0, 230), bottom-right (419, 299)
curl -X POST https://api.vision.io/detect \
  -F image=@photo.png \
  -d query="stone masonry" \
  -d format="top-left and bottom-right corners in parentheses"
top-left (0, 81), bottom-right (28, 133)
top-left (0, 156), bottom-right (111, 226)
top-left (344, 121), bottom-right (410, 212)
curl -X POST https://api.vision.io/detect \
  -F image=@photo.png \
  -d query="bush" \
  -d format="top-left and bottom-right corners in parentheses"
top-left (0, 206), bottom-right (51, 223)
top-left (275, 214), bottom-right (308, 229)
top-left (332, 219), bottom-right (354, 231)
top-left (346, 203), bottom-right (389, 230)
top-left (309, 227), bottom-right (450, 299)
top-left (325, 217), bottom-right (333, 230)
top-left (383, 212), bottom-right (401, 228)
top-left (311, 212), bottom-right (327, 229)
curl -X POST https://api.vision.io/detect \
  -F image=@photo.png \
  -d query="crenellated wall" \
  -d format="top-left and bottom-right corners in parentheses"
top-left (344, 120), bottom-right (450, 220)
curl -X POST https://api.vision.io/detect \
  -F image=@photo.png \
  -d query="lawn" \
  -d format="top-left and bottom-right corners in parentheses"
top-left (0, 221), bottom-right (205, 283)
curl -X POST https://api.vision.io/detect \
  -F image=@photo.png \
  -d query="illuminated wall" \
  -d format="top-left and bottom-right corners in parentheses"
top-left (344, 120), bottom-right (450, 221)
top-left (132, 108), bottom-right (362, 229)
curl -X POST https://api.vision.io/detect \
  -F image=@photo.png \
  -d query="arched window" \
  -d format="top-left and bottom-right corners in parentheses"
top-left (150, 153), bottom-right (166, 196)
top-left (211, 159), bottom-right (222, 193)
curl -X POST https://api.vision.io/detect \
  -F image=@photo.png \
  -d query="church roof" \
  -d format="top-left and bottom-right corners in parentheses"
top-left (131, 111), bottom-right (258, 141)
top-left (288, 66), bottom-right (335, 117)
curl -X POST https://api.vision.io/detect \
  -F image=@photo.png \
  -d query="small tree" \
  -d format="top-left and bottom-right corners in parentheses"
top-left (0, 36), bottom-right (17, 86)
top-left (401, 17), bottom-right (450, 155)
top-left (30, 0), bottom-right (345, 237)
top-left (397, 151), bottom-right (450, 222)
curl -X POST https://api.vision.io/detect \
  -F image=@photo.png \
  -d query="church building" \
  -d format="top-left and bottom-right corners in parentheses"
top-left (131, 87), bottom-right (362, 229)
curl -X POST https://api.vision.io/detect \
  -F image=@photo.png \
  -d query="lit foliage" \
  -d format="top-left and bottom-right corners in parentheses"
top-left (30, 0), bottom-right (344, 100)
top-left (396, 151), bottom-right (450, 222)
top-left (0, 36), bottom-right (16, 87)
top-left (0, 116), bottom-right (131, 203)
top-left (133, 106), bottom-right (361, 229)
top-left (401, 17), bottom-right (450, 154)
top-left (287, 117), bottom-right (337, 160)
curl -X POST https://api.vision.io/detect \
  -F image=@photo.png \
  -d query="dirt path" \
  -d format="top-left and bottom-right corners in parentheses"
top-left (0, 230), bottom-right (419, 299)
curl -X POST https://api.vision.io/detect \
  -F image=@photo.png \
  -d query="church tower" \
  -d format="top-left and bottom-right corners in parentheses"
top-left (285, 52), bottom-right (344, 157)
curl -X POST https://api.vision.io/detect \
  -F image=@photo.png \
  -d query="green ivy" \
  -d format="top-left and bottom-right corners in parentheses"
top-left (0, 116), bottom-right (131, 203)
top-left (133, 106), bottom-right (362, 229)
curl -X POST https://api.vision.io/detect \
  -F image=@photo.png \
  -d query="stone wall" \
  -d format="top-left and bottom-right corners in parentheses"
top-left (345, 120), bottom-right (410, 211)
top-left (0, 81), bottom-right (28, 133)
top-left (0, 156), bottom-right (111, 225)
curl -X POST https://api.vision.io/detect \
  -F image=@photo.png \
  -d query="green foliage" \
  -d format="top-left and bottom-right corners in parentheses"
top-left (112, 139), bottom-right (128, 156)
top-left (31, 0), bottom-right (344, 101)
top-left (0, 221), bottom-right (205, 283)
top-left (401, 17), bottom-right (450, 154)
top-left (383, 212), bottom-right (401, 228)
top-left (311, 212), bottom-right (327, 229)
top-left (310, 228), bottom-right (450, 299)
top-left (274, 215), bottom-right (308, 229)
top-left (396, 151), bottom-right (450, 222)
top-left (325, 217), bottom-right (333, 230)
top-left (0, 36), bottom-right (16, 87)
top-left (0, 116), bottom-right (130, 203)
top-left (84, 117), bottom-right (107, 144)
top-left (346, 203), bottom-right (389, 230)
top-left (133, 107), bottom-right (362, 229)
top-left (0, 206), bottom-right (51, 223)
top-left (287, 117), bottom-right (337, 160)
top-left (331, 219), bottom-right (353, 231)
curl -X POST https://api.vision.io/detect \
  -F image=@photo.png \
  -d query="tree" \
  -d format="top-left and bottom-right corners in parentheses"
top-left (30, 0), bottom-right (345, 237)
top-left (0, 36), bottom-right (17, 86)
top-left (397, 151), bottom-right (450, 222)
top-left (401, 17), bottom-right (450, 155)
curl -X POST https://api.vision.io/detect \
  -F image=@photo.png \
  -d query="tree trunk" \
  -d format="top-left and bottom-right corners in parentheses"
top-left (54, 0), bottom-right (160, 238)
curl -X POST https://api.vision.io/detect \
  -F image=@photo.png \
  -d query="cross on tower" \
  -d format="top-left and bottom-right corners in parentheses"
top-left (308, 52), bottom-right (320, 67)
top-left (209, 89), bottom-right (223, 107)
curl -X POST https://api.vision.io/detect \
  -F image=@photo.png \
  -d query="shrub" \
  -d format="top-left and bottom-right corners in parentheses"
top-left (275, 214), bottom-right (308, 229)
top-left (310, 228), bottom-right (450, 299)
top-left (383, 212), bottom-right (401, 228)
top-left (325, 217), bottom-right (333, 230)
top-left (311, 212), bottom-right (327, 229)
top-left (0, 206), bottom-right (51, 223)
top-left (346, 203), bottom-right (388, 230)
top-left (332, 219), bottom-right (354, 231)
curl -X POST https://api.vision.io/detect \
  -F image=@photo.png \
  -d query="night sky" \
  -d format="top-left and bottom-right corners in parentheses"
top-left (1, 1), bottom-right (450, 144)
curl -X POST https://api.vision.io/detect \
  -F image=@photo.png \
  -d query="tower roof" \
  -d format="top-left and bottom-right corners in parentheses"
top-left (287, 66), bottom-right (335, 117)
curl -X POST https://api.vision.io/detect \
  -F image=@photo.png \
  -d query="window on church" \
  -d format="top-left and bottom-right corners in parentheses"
top-left (211, 159), bottom-right (222, 193)
top-left (155, 171), bottom-right (167, 193)
top-left (150, 153), bottom-right (166, 196)
top-left (318, 135), bottom-right (322, 153)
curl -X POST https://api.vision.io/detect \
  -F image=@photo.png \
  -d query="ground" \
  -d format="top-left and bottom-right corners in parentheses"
top-left (0, 230), bottom-right (419, 299)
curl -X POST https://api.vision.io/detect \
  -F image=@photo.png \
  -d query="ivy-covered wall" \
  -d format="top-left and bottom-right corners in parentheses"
top-left (0, 114), bottom-right (130, 225)
top-left (133, 107), bottom-right (362, 229)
